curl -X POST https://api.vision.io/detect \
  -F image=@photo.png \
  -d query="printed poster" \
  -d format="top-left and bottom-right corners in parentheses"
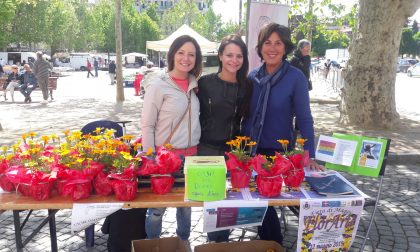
top-left (357, 140), bottom-right (383, 169)
top-left (297, 198), bottom-right (365, 252)
top-left (203, 200), bottom-right (268, 233)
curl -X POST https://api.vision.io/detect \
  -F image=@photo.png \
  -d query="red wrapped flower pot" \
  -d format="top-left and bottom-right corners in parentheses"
top-left (31, 181), bottom-right (55, 201)
top-left (57, 179), bottom-right (92, 200)
top-left (283, 169), bottom-right (305, 188)
top-left (111, 178), bottom-right (138, 201)
top-left (230, 169), bottom-right (251, 188)
top-left (150, 175), bottom-right (174, 195)
top-left (0, 174), bottom-right (15, 192)
top-left (16, 183), bottom-right (31, 197)
top-left (93, 171), bottom-right (113, 196)
top-left (256, 175), bottom-right (283, 198)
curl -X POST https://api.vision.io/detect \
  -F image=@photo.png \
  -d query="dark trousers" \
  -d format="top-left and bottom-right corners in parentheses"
top-left (87, 69), bottom-right (94, 77)
top-left (102, 208), bottom-right (147, 252)
top-left (258, 206), bottom-right (283, 245)
top-left (20, 83), bottom-right (35, 98)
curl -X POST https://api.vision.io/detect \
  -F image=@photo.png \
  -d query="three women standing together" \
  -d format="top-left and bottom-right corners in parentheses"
top-left (140, 22), bottom-right (322, 250)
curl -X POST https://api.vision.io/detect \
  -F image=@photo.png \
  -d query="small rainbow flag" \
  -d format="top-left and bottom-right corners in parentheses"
top-left (318, 140), bottom-right (336, 156)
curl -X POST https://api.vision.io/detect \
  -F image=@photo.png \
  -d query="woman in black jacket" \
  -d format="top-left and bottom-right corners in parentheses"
top-left (197, 34), bottom-right (252, 243)
top-left (289, 39), bottom-right (312, 90)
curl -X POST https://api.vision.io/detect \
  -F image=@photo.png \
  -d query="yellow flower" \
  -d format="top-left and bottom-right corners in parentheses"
top-left (146, 147), bottom-right (153, 156)
top-left (1, 145), bottom-right (8, 153)
top-left (246, 141), bottom-right (257, 146)
top-left (94, 127), bottom-right (102, 135)
top-left (121, 135), bottom-right (134, 141)
top-left (28, 132), bottom-right (37, 139)
top-left (163, 143), bottom-right (173, 150)
top-left (133, 143), bottom-right (142, 151)
top-left (63, 129), bottom-right (70, 137)
top-left (22, 133), bottom-right (28, 142)
top-left (296, 138), bottom-right (307, 146)
top-left (41, 135), bottom-right (50, 145)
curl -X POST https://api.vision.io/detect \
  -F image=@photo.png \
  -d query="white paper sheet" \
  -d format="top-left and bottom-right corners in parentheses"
top-left (315, 135), bottom-right (358, 166)
top-left (71, 203), bottom-right (124, 233)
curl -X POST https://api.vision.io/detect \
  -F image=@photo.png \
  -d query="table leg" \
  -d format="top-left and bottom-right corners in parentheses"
top-left (12, 210), bottom-right (24, 252)
top-left (48, 209), bottom-right (58, 252)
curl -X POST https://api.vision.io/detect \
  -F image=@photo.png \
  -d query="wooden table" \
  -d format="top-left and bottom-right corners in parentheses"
top-left (0, 189), bottom-right (300, 252)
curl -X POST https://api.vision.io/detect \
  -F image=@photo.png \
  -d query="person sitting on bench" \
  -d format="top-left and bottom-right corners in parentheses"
top-left (20, 64), bottom-right (37, 103)
top-left (3, 65), bottom-right (21, 102)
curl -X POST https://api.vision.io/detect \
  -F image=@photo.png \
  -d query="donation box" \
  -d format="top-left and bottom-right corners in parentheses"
top-left (184, 156), bottom-right (226, 201)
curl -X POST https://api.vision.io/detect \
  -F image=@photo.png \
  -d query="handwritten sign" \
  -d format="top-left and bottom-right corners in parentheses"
top-left (184, 156), bottom-right (226, 201)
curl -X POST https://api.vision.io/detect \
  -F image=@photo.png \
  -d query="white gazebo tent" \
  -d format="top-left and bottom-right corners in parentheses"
top-left (146, 24), bottom-right (218, 54)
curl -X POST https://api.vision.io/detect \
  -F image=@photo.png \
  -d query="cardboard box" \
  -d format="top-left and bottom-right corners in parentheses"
top-left (132, 237), bottom-right (187, 252)
top-left (194, 240), bottom-right (284, 252)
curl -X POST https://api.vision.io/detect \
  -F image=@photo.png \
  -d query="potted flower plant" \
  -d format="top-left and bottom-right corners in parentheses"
top-left (0, 146), bottom-right (16, 192)
top-left (54, 130), bottom-right (97, 200)
top-left (277, 138), bottom-right (309, 188)
top-left (225, 136), bottom-right (256, 188)
top-left (6, 133), bottom-right (57, 200)
top-left (251, 153), bottom-right (291, 197)
top-left (139, 144), bottom-right (182, 195)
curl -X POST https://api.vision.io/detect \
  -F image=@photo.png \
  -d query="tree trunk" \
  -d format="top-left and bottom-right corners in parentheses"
top-left (115, 0), bottom-right (124, 103)
top-left (341, 0), bottom-right (420, 129)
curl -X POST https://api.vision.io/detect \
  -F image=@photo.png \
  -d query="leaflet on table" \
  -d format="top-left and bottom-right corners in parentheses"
top-left (203, 200), bottom-right (268, 233)
top-left (297, 197), bottom-right (365, 252)
top-left (300, 170), bottom-right (368, 199)
top-left (315, 135), bottom-right (357, 166)
top-left (71, 203), bottom-right (124, 233)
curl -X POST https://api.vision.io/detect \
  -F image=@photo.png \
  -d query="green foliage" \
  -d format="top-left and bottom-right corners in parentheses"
top-left (145, 2), bottom-right (160, 23)
top-left (312, 29), bottom-right (349, 56)
top-left (0, 0), bottom-right (17, 49)
top-left (414, 32), bottom-right (420, 56)
top-left (412, 20), bottom-right (419, 34)
top-left (400, 28), bottom-right (418, 56)
top-left (161, 0), bottom-right (205, 36)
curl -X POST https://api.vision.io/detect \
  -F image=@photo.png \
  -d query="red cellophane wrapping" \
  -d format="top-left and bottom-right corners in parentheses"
top-left (108, 165), bottom-right (138, 201)
top-left (150, 175), bottom-right (175, 195)
top-left (6, 166), bottom-right (55, 200)
top-left (0, 159), bottom-right (15, 192)
top-left (54, 164), bottom-right (93, 201)
top-left (139, 148), bottom-right (182, 194)
top-left (93, 171), bottom-right (114, 196)
top-left (252, 153), bottom-right (291, 197)
top-left (225, 152), bottom-right (252, 188)
top-left (283, 152), bottom-right (307, 188)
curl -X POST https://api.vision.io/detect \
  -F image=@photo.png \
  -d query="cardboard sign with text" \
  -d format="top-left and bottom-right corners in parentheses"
top-left (184, 156), bottom-right (226, 201)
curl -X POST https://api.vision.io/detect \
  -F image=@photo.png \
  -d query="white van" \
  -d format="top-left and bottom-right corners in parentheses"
top-left (56, 53), bottom-right (96, 71)
top-left (0, 52), bottom-right (37, 65)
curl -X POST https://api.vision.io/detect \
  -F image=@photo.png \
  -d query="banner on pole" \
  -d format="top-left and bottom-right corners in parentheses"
top-left (248, 1), bottom-right (289, 70)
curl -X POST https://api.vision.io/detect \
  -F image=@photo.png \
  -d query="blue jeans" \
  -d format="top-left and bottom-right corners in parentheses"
top-left (145, 207), bottom-right (191, 240)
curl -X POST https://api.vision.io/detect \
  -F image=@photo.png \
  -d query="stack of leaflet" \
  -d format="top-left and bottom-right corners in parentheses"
top-left (305, 174), bottom-right (354, 196)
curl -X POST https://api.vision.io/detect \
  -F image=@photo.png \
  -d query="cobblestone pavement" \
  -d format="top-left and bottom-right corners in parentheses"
top-left (0, 71), bottom-right (419, 251)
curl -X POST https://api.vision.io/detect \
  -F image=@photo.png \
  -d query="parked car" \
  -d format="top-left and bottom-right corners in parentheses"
top-left (407, 62), bottom-right (420, 77)
top-left (397, 59), bottom-right (419, 73)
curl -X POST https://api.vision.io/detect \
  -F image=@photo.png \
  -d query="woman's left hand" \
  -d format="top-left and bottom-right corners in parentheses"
top-left (308, 159), bottom-right (325, 171)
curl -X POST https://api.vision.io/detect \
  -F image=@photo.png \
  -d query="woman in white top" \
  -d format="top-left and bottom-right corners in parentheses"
top-left (141, 35), bottom-right (202, 250)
